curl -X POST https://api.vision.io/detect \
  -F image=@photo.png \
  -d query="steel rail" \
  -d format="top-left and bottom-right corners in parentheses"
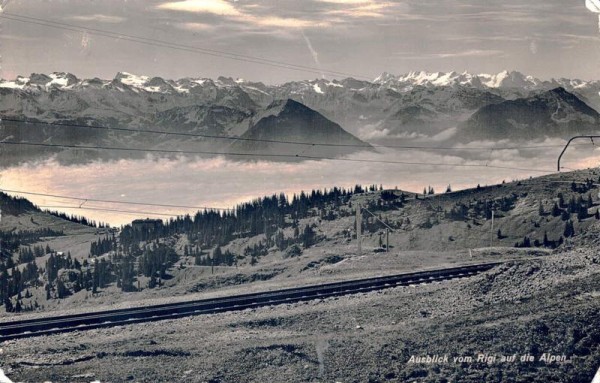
top-left (0, 262), bottom-right (499, 342)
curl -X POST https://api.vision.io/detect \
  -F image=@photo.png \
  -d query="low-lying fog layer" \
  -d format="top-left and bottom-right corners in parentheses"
top-left (1, 140), bottom-right (599, 226)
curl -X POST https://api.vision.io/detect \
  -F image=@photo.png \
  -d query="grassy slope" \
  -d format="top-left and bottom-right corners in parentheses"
top-left (3, 168), bottom-right (600, 318)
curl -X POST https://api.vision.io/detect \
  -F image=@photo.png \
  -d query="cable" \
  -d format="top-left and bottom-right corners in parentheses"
top-left (13, 171), bottom-right (598, 224)
top-left (38, 205), bottom-right (180, 217)
top-left (0, 13), bottom-right (369, 80)
top-left (1, 117), bottom-right (375, 149)
top-left (1, 117), bottom-right (588, 151)
top-left (0, 140), bottom-right (557, 173)
top-left (0, 188), bottom-right (234, 212)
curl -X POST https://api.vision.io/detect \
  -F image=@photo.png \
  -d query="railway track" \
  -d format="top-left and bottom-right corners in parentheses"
top-left (0, 262), bottom-right (500, 342)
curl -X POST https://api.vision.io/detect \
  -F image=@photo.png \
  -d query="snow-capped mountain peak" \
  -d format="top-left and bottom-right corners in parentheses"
top-left (373, 70), bottom-right (548, 90)
top-left (373, 72), bottom-right (396, 84)
top-left (1, 69), bottom-right (600, 160)
top-left (0, 72), bottom-right (80, 90)
top-left (477, 70), bottom-right (542, 89)
top-left (48, 72), bottom-right (79, 88)
top-left (114, 72), bottom-right (150, 87)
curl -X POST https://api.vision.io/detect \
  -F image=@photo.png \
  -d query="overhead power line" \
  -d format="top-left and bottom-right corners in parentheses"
top-left (0, 117), bottom-right (586, 152)
top-left (6, 172), bottom-right (597, 223)
top-left (0, 140), bottom-right (557, 173)
top-left (38, 205), bottom-right (182, 218)
top-left (0, 188), bottom-right (234, 212)
top-left (0, 12), bottom-right (370, 80)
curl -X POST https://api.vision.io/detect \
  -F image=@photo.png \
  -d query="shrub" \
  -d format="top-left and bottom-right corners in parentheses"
top-left (284, 244), bottom-right (302, 259)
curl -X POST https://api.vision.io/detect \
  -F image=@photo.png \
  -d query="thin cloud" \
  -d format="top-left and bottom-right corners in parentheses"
top-left (322, 1), bottom-right (401, 18)
top-left (444, 35), bottom-right (530, 43)
top-left (156, 0), bottom-right (325, 29)
top-left (556, 33), bottom-right (600, 42)
top-left (176, 22), bottom-right (214, 32)
top-left (156, 0), bottom-right (240, 16)
top-left (318, 0), bottom-right (375, 3)
top-left (70, 14), bottom-right (127, 23)
top-left (396, 49), bottom-right (506, 60)
top-left (0, 34), bottom-right (37, 41)
top-left (248, 16), bottom-right (322, 29)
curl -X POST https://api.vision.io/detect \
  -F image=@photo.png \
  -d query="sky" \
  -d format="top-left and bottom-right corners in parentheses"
top-left (0, 0), bottom-right (600, 83)
top-left (2, 0), bottom-right (600, 226)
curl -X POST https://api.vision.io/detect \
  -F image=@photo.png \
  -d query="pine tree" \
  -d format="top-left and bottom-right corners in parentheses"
top-left (568, 196), bottom-right (578, 214)
top-left (570, 220), bottom-right (576, 236)
top-left (57, 279), bottom-right (68, 299)
top-left (4, 297), bottom-right (13, 312)
top-left (301, 225), bottom-right (316, 248)
top-left (45, 283), bottom-right (51, 300)
top-left (563, 221), bottom-right (571, 238)
top-left (564, 220), bottom-right (575, 238)
top-left (213, 246), bottom-right (223, 264)
top-left (148, 275), bottom-right (157, 289)
top-left (120, 256), bottom-right (135, 292)
top-left (275, 230), bottom-right (286, 250)
top-left (577, 204), bottom-right (589, 221)
top-left (92, 265), bottom-right (99, 294)
top-left (552, 203), bottom-right (561, 217)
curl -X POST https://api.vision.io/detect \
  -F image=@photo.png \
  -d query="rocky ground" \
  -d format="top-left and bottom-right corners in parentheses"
top-left (1, 248), bottom-right (598, 383)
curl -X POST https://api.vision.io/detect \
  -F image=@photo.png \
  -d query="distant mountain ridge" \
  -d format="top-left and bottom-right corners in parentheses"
top-left (3, 70), bottom-right (597, 94)
top-left (228, 99), bottom-right (370, 158)
top-left (1, 70), bottom-right (600, 166)
top-left (458, 87), bottom-right (600, 141)
top-left (373, 70), bottom-right (569, 90)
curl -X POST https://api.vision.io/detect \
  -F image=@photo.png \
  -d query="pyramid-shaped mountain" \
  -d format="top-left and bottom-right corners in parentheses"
top-left (227, 99), bottom-right (371, 159)
top-left (457, 87), bottom-right (600, 141)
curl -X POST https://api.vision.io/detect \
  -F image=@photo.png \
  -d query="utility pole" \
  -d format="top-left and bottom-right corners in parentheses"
top-left (490, 210), bottom-right (495, 248)
top-left (386, 228), bottom-right (389, 252)
top-left (356, 204), bottom-right (362, 256)
top-left (360, 207), bottom-right (395, 254)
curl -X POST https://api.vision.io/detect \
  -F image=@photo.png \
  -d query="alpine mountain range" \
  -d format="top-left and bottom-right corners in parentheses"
top-left (1, 70), bottom-right (600, 166)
